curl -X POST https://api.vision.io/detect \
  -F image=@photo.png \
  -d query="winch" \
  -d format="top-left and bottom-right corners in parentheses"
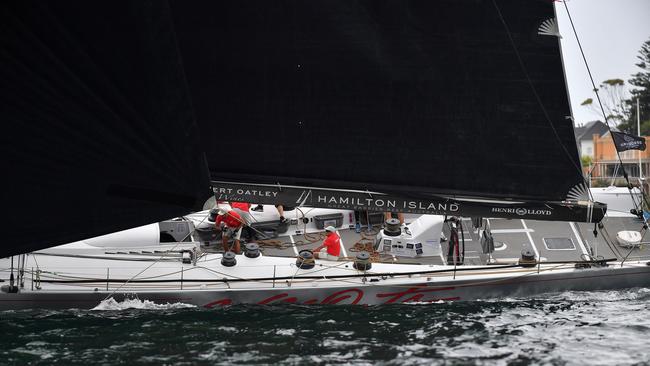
top-left (296, 250), bottom-right (315, 269)
top-left (519, 249), bottom-right (536, 267)
top-left (221, 251), bottom-right (237, 267)
top-left (353, 251), bottom-right (372, 271)
top-left (244, 243), bottom-right (261, 258)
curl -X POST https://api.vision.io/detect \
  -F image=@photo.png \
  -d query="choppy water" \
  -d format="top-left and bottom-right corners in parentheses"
top-left (2, 289), bottom-right (650, 365)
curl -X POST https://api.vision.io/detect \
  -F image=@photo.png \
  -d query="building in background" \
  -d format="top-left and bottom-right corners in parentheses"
top-left (591, 132), bottom-right (649, 188)
top-left (574, 120), bottom-right (609, 158)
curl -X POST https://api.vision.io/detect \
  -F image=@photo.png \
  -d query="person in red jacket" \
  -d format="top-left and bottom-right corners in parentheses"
top-left (313, 226), bottom-right (341, 261)
top-left (230, 202), bottom-right (251, 212)
top-left (215, 208), bottom-right (244, 254)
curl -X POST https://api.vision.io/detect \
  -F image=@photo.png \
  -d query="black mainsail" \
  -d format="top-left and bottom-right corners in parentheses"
top-left (1, 0), bottom-right (604, 258)
top-left (171, 0), bottom-right (603, 221)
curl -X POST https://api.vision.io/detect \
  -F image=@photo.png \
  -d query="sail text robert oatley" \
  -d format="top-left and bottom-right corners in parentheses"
top-left (215, 187), bottom-right (279, 198)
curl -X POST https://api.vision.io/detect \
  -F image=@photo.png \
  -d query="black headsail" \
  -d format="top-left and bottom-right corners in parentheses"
top-left (0, 2), bottom-right (212, 258)
top-left (171, 0), bottom-right (604, 222)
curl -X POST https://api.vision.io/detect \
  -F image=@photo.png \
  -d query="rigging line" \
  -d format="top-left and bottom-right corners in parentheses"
top-left (491, 0), bottom-right (593, 202)
top-left (102, 210), bottom-right (210, 301)
top-left (561, 1), bottom-right (642, 211)
top-left (610, 163), bottom-right (620, 187)
top-left (10, 256), bottom-right (15, 289)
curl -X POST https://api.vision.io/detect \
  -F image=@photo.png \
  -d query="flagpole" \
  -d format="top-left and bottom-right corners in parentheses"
top-left (639, 98), bottom-right (643, 180)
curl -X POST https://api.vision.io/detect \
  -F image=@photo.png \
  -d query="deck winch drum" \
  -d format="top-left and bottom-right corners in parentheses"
top-left (383, 218), bottom-right (401, 237)
top-left (296, 250), bottom-right (315, 269)
top-left (353, 251), bottom-right (372, 271)
top-left (519, 249), bottom-right (536, 267)
top-left (221, 251), bottom-right (237, 267)
top-left (244, 243), bottom-right (260, 258)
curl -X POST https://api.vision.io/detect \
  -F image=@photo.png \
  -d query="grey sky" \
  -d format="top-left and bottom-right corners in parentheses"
top-left (555, 0), bottom-right (650, 126)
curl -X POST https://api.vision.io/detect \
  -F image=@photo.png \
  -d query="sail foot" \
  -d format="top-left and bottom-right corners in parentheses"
top-left (211, 181), bottom-right (606, 223)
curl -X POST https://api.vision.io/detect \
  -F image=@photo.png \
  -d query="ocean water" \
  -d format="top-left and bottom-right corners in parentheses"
top-left (1, 289), bottom-right (650, 365)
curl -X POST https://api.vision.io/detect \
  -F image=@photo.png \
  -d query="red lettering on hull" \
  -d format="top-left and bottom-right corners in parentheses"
top-left (203, 299), bottom-right (233, 308)
top-left (321, 289), bottom-right (364, 305)
top-left (203, 287), bottom-right (457, 307)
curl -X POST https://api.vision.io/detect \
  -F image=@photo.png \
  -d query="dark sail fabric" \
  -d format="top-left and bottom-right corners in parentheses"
top-left (611, 131), bottom-right (647, 152)
top-left (171, 0), bottom-right (583, 203)
top-left (0, 2), bottom-right (212, 258)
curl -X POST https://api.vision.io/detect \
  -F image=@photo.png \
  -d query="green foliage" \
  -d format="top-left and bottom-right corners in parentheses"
top-left (580, 155), bottom-right (593, 167)
top-left (620, 38), bottom-right (650, 135)
top-left (602, 78), bottom-right (624, 87)
top-left (580, 79), bottom-right (629, 126)
top-left (591, 178), bottom-right (609, 188)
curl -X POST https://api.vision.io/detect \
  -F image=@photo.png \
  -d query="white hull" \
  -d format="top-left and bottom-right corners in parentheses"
top-left (2, 250), bottom-right (649, 309)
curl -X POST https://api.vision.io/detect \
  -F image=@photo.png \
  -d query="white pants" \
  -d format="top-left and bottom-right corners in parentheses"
top-left (319, 248), bottom-right (339, 261)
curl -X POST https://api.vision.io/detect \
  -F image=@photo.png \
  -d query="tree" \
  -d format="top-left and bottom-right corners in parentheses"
top-left (620, 38), bottom-right (650, 135)
top-left (580, 78), bottom-right (629, 127)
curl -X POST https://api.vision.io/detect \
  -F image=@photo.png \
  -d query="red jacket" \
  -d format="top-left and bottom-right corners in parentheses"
top-left (323, 232), bottom-right (341, 256)
top-left (215, 210), bottom-right (243, 229)
top-left (230, 202), bottom-right (251, 212)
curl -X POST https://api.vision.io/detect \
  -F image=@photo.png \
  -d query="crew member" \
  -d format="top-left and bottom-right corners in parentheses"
top-left (252, 204), bottom-right (293, 224)
top-left (215, 208), bottom-right (244, 254)
top-left (230, 202), bottom-right (251, 212)
top-left (312, 226), bottom-right (341, 261)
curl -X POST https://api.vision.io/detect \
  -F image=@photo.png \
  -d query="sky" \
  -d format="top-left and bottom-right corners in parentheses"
top-left (555, 0), bottom-right (650, 126)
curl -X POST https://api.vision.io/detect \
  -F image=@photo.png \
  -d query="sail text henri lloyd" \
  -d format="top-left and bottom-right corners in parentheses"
top-left (491, 207), bottom-right (552, 216)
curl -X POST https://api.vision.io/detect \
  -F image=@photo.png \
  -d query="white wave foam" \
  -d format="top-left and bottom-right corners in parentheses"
top-left (275, 329), bottom-right (296, 336)
top-left (544, 288), bottom-right (650, 302)
top-left (91, 297), bottom-right (196, 311)
top-left (401, 300), bottom-right (449, 305)
top-left (479, 288), bottom-right (650, 303)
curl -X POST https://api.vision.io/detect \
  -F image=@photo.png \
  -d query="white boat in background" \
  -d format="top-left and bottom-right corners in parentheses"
top-left (589, 186), bottom-right (642, 214)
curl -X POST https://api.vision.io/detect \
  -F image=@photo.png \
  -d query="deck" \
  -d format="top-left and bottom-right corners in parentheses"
top-left (199, 211), bottom-right (650, 266)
